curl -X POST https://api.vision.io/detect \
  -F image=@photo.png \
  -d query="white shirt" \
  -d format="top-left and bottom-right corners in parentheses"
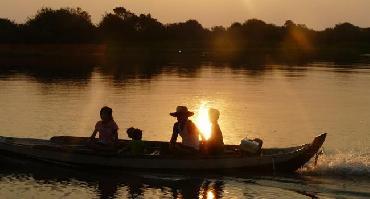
top-left (178, 120), bottom-right (199, 150)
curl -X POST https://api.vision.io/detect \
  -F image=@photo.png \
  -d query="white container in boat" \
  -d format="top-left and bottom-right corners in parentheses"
top-left (240, 138), bottom-right (260, 154)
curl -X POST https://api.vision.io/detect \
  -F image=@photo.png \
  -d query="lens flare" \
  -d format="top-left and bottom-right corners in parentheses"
top-left (195, 102), bottom-right (211, 140)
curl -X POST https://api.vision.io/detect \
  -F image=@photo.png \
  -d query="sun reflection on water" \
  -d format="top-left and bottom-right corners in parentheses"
top-left (195, 102), bottom-right (211, 140)
top-left (206, 190), bottom-right (215, 199)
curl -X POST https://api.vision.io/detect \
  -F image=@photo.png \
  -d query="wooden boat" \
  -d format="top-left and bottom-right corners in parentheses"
top-left (0, 133), bottom-right (326, 172)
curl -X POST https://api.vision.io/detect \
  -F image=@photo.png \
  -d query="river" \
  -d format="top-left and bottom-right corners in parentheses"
top-left (0, 57), bottom-right (369, 198)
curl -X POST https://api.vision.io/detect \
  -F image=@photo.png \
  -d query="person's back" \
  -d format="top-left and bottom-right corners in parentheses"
top-left (95, 120), bottom-right (119, 145)
top-left (174, 120), bottom-right (200, 150)
top-left (127, 139), bottom-right (145, 155)
top-left (126, 127), bottom-right (145, 155)
top-left (209, 123), bottom-right (224, 146)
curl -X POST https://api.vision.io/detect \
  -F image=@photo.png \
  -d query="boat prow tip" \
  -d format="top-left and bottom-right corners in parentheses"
top-left (312, 133), bottom-right (327, 149)
top-left (318, 132), bottom-right (327, 138)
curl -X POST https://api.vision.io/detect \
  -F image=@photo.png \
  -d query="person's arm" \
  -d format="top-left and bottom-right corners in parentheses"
top-left (112, 122), bottom-right (119, 145)
top-left (90, 122), bottom-right (100, 142)
top-left (170, 123), bottom-right (178, 147)
top-left (89, 129), bottom-right (98, 142)
top-left (114, 130), bottom-right (119, 141)
top-left (113, 129), bottom-right (119, 144)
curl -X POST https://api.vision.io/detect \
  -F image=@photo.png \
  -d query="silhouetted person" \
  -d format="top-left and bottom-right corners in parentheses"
top-left (205, 108), bottom-right (224, 155)
top-left (169, 106), bottom-right (203, 153)
top-left (121, 127), bottom-right (145, 155)
top-left (89, 106), bottom-right (119, 151)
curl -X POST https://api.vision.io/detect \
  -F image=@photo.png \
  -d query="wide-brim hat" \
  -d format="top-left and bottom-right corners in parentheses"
top-left (170, 106), bottom-right (194, 117)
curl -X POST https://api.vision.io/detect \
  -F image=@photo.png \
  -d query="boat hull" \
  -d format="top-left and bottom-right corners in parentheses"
top-left (0, 133), bottom-right (326, 172)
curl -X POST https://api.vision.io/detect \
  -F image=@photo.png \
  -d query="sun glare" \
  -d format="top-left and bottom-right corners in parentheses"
top-left (207, 190), bottom-right (215, 199)
top-left (195, 102), bottom-right (211, 140)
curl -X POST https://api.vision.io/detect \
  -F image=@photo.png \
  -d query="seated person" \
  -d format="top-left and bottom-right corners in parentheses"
top-left (89, 106), bottom-right (119, 151)
top-left (206, 108), bottom-right (224, 155)
top-left (123, 127), bottom-right (145, 155)
top-left (169, 106), bottom-right (202, 154)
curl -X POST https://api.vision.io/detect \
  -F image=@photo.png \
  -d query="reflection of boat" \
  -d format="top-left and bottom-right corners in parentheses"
top-left (0, 133), bottom-right (326, 172)
top-left (0, 155), bottom-right (211, 199)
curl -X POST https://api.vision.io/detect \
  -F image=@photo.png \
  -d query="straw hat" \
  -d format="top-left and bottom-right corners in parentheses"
top-left (170, 106), bottom-right (194, 117)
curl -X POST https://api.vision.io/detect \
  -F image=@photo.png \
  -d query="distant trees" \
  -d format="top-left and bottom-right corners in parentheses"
top-left (24, 7), bottom-right (97, 43)
top-left (0, 6), bottom-right (369, 53)
top-left (218, 19), bottom-right (284, 49)
top-left (166, 20), bottom-right (206, 41)
top-left (0, 18), bottom-right (19, 43)
top-left (281, 20), bottom-right (316, 52)
top-left (243, 19), bottom-right (282, 44)
top-left (99, 7), bottom-right (164, 43)
top-left (319, 23), bottom-right (366, 45)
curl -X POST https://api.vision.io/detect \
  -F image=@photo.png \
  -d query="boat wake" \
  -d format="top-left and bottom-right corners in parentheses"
top-left (299, 150), bottom-right (370, 177)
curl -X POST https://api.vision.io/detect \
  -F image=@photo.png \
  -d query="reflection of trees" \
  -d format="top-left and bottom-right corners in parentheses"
top-left (97, 55), bottom-right (205, 83)
top-left (2, 42), bottom-right (365, 84)
top-left (0, 53), bottom-right (315, 85)
top-left (0, 57), bottom-right (95, 85)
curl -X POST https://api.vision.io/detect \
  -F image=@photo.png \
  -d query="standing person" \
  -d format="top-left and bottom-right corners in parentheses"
top-left (206, 108), bottom-right (224, 155)
top-left (169, 106), bottom-right (201, 152)
top-left (89, 106), bottom-right (119, 151)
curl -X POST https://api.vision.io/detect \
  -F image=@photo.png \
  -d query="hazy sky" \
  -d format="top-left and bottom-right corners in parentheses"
top-left (1, 0), bottom-right (369, 30)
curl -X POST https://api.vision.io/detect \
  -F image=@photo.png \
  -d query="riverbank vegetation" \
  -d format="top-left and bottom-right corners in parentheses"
top-left (0, 7), bottom-right (369, 61)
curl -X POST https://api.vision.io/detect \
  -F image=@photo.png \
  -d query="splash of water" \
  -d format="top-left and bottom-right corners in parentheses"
top-left (300, 150), bottom-right (370, 177)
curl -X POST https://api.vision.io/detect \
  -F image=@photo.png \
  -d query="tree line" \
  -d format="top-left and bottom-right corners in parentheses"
top-left (1, 7), bottom-right (369, 53)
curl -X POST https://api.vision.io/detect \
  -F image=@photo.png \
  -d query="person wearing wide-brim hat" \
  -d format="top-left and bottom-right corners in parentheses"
top-left (169, 106), bottom-right (201, 151)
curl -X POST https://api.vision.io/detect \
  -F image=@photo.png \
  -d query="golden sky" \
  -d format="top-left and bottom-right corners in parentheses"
top-left (0, 0), bottom-right (369, 29)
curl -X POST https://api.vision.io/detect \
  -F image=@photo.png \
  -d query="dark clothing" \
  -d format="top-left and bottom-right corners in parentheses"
top-left (127, 140), bottom-right (145, 155)
top-left (207, 123), bottom-right (224, 154)
top-left (209, 123), bottom-right (224, 145)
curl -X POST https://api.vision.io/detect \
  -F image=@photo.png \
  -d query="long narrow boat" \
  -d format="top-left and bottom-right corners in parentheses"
top-left (0, 133), bottom-right (326, 172)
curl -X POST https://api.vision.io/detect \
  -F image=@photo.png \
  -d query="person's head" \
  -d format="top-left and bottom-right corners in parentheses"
top-left (208, 108), bottom-right (220, 123)
top-left (170, 106), bottom-right (194, 123)
top-left (100, 106), bottom-right (113, 122)
top-left (127, 127), bottom-right (143, 140)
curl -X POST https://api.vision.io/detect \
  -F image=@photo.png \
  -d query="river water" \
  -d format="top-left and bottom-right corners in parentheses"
top-left (0, 58), bottom-right (369, 198)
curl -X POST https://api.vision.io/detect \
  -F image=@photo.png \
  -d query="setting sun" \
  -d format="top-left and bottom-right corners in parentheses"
top-left (195, 102), bottom-right (211, 140)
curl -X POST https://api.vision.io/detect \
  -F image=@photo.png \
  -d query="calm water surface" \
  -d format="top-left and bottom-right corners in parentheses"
top-left (0, 60), bottom-right (369, 198)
